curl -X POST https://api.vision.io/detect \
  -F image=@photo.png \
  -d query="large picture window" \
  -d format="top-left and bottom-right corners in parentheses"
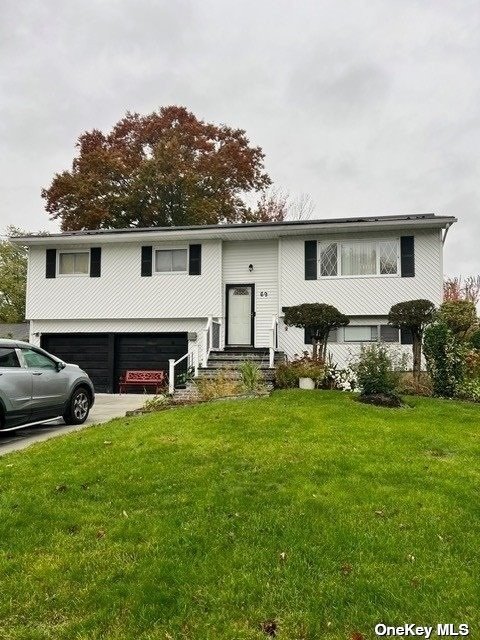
top-left (318, 240), bottom-right (399, 277)
top-left (155, 249), bottom-right (188, 273)
top-left (58, 251), bottom-right (89, 275)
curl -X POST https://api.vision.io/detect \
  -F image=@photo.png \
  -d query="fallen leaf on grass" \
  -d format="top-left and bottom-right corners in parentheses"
top-left (122, 510), bottom-right (128, 518)
top-left (341, 563), bottom-right (353, 576)
top-left (260, 619), bottom-right (277, 636)
top-left (55, 484), bottom-right (68, 493)
top-left (351, 632), bottom-right (365, 640)
top-left (96, 529), bottom-right (106, 539)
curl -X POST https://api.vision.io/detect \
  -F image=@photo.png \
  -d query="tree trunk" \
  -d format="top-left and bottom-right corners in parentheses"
top-left (312, 337), bottom-right (318, 360)
top-left (321, 338), bottom-right (328, 362)
top-left (412, 333), bottom-right (422, 382)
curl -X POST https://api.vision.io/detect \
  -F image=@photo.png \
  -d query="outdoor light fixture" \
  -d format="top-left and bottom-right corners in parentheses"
top-left (248, 263), bottom-right (254, 272)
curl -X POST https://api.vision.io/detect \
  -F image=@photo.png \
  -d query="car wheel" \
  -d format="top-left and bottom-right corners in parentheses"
top-left (63, 387), bottom-right (91, 425)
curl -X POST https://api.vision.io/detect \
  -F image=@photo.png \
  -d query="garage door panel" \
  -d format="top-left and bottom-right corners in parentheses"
top-left (41, 333), bottom-right (111, 392)
top-left (114, 333), bottom-right (187, 391)
top-left (41, 332), bottom-right (188, 394)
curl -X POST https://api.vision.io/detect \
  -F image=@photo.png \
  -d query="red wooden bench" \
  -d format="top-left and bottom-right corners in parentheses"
top-left (119, 369), bottom-right (167, 394)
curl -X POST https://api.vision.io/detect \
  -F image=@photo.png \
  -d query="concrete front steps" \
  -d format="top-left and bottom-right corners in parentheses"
top-left (195, 347), bottom-right (285, 383)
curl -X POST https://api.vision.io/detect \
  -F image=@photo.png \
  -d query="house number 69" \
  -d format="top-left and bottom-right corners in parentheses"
top-left (260, 291), bottom-right (268, 297)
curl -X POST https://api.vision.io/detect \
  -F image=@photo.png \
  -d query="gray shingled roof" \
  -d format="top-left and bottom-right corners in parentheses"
top-left (15, 213), bottom-right (456, 240)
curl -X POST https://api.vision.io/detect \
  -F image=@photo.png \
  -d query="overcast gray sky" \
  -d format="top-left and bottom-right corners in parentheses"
top-left (1, 0), bottom-right (478, 275)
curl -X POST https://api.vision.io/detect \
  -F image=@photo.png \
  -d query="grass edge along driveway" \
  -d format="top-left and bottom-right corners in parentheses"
top-left (0, 390), bottom-right (478, 640)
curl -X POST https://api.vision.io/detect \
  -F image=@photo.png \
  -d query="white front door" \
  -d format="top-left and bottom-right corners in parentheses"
top-left (227, 286), bottom-right (253, 345)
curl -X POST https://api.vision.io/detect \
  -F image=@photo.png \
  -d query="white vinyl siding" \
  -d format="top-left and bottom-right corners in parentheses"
top-left (222, 240), bottom-right (278, 348)
top-left (58, 251), bottom-right (89, 275)
top-left (281, 230), bottom-right (443, 318)
top-left (26, 241), bottom-right (222, 320)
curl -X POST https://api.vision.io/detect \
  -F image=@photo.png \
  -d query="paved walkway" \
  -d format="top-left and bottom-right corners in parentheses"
top-left (0, 394), bottom-right (151, 456)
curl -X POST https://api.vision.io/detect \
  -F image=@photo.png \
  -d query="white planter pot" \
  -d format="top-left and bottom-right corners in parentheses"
top-left (299, 377), bottom-right (315, 390)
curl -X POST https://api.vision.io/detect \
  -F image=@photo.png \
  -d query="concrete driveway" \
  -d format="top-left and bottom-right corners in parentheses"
top-left (0, 393), bottom-right (152, 456)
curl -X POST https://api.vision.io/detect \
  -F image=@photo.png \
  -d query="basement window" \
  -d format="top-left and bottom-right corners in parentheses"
top-left (344, 326), bottom-right (379, 342)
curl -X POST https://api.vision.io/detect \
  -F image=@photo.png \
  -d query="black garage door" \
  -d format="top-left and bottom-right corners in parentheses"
top-left (42, 333), bottom-right (111, 391)
top-left (41, 332), bottom-right (188, 393)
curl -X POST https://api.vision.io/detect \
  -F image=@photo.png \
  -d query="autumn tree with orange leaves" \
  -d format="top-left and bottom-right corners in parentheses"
top-left (42, 106), bottom-right (273, 230)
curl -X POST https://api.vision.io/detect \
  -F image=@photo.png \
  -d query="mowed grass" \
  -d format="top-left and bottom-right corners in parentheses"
top-left (0, 391), bottom-right (479, 640)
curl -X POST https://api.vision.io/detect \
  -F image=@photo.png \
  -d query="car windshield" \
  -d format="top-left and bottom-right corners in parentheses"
top-left (21, 348), bottom-right (56, 369)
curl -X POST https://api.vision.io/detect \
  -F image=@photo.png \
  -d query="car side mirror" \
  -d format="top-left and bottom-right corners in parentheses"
top-left (56, 361), bottom-right (66, 371)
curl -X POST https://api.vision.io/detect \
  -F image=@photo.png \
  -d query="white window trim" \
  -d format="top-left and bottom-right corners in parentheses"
top-left (318, 237), bottom-right (400, 279)
top-left (153, 246), bottom-right (189, 275)
top-left (57, 249), bottom-right (90, 277)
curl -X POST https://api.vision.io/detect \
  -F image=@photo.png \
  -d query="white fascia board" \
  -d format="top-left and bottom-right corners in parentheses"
top-left (12, 216), bottom-right (458, 246)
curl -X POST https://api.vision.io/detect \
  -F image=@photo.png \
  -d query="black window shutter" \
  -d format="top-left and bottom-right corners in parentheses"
top-left (400, 236), bottom-right (415, 277)
top-left (45, 249), bottom-right (56, 278)
top-left (380, 325), bottom-right (399, 342)
top-left (141, 246), bottom-right (153, 277)
top-left (305, 327), bottom-right (337, 344)
top-left (189, 244), bottom-right (202, 275)
top-left (400, 328), bottom-right (413, 345)
top-left (305, 240), bottom-right (317, 280)
top-left (90, 247), bottom-right (101, 277)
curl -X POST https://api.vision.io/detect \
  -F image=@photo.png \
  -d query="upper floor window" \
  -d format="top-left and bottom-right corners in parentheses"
top-left (319, 239), bottom-right (399, 277)
top-left (155, 249), bottom-right (187, 273)
top-left (58, 251), bottom-right (89, 275)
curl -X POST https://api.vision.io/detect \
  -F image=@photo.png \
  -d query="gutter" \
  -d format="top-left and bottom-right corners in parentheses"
top-left (11, 216), bottom-right (459, 246)
top-left (442, 221), bottom-right (453, 244)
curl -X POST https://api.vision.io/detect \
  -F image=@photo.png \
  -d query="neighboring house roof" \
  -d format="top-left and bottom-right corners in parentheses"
top-left (0, 323), bottom-right (29, 341)
top-left (13, 213), bottom-right (457, 246)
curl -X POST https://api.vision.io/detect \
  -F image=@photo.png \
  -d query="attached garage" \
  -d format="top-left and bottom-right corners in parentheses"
top-left (41, 332), bottom-right (188, 393)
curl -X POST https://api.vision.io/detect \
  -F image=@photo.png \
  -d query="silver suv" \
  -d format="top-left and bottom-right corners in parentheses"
top-left (0, 339), bottom-right (95, 431)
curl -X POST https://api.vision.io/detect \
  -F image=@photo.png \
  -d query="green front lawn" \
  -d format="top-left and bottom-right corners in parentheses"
top-left (0, 391), bottom-right (479, 639)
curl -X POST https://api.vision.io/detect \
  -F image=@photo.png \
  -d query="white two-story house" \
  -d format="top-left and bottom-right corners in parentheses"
top-left (15, 213), bottom-right (456, 392)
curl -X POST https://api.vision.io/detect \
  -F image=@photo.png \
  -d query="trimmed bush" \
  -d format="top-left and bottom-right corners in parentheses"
top-left (423, 321), bottom-right (466, 397)
top-left (388, 299), bottom-right (436, 381)
top-left (284, 303), bottom-right (349, 360)
top-left (351, 343), bottom-right (399, 397)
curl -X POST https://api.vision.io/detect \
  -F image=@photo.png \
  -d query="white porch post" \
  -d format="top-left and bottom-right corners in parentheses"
top-left (168, 359), bottom-right (175, 395)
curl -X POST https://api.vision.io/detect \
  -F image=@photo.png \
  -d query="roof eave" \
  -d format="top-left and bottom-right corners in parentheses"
top-left (11, 216), bottom-right (458, 246)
